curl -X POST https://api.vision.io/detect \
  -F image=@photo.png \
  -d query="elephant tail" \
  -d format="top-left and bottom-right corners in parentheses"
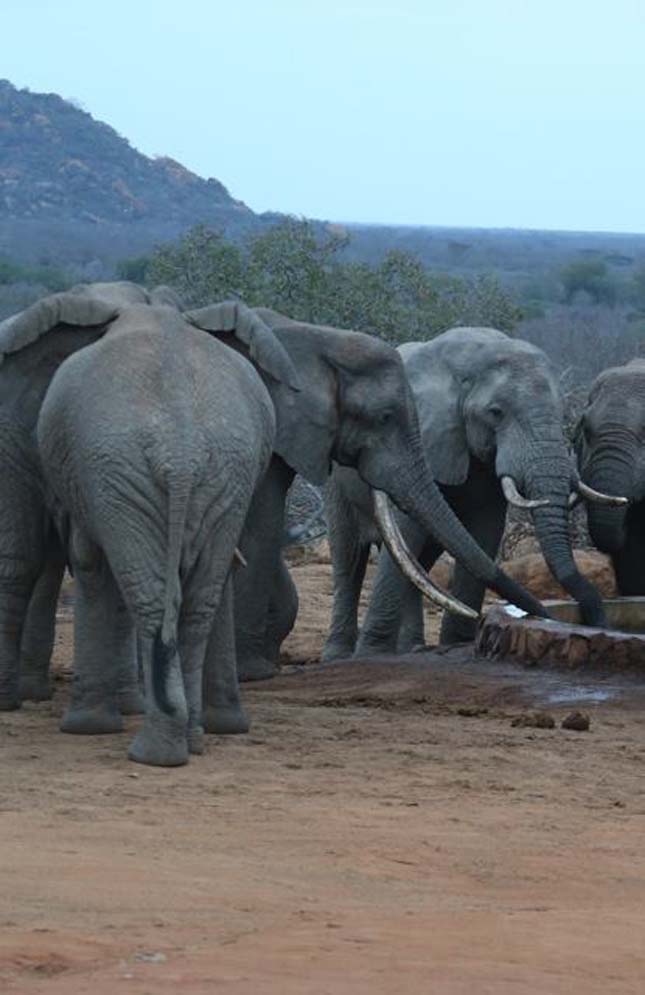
top-left (154, 456), bottom-right (193, 716)
top-left (161, 462), bottom-right (193, 645)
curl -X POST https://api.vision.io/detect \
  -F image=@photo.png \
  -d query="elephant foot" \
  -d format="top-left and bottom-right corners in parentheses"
top-left (128, 726), bottom-right (189, 767)
top-left (19, 674), bottom-right (52, 702)
top-left (0, 693), bottom-right (21, 711)
top-left (203, 705), bottom-right (250, 735)
top-left (237, 655), bottom-right (278, 682)
top-left (117, 688), bottom-right (145, 715)
top-left (353, 639), bottom-right (393, 659)
top-left (321, 639), bottom-right (356, 663)
top-left (439, 626), bottom-right (477, 647)
top-left (61, 703), bottom-right (124, 735)
top-left (188, 725), bottom-right (205, 755)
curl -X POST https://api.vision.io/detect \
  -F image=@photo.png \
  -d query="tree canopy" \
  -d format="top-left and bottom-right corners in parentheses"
top-left (135, 218), bottom-right (523, 342)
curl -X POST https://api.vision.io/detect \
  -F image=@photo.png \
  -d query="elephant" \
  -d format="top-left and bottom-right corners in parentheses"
top-left (321, 326), bottom-right (614, 662)
top-left (36, 297), bottom-right (298, 765)
top-left (185, 309), bottom-right (553, 686)
top-left (0, 280), bottom-right (172, 712)
top-left (575, 358), bottom-right (643, 594)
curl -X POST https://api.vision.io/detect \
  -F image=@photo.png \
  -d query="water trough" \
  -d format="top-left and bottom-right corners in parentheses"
top-left (476, 597), bottom-right (645, 672)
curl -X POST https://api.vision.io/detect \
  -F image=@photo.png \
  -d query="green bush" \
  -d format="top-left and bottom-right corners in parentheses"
top-left (139, 219), bottom-right (523, 341)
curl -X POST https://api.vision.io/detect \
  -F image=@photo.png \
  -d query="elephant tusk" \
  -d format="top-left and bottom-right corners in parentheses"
top-left (576, 481), bottom-right (629, 507)
top-left (372, 490), bottom-right (478, 621)
top-left (500, 476), bottom-right (550, 510)
top-left (234, 547), bottom-right (248, 568)
top-left (568, 491), bottom-right (581, 509)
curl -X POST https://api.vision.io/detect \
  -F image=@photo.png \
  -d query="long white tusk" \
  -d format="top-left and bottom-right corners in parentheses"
top-left (577, 481), bottom-right (629, 506)
top-left (372, 490), bottom-right (478, 620)
top-left (234, 547), bottom-right (248, 568)
top-left (500, 476), bottom-right (550, 510)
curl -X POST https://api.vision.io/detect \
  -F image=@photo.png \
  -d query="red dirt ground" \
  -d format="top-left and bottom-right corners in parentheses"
top-left (2, 557), bottom-right (645, 994)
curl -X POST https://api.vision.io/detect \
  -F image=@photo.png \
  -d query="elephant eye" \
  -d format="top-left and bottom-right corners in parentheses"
top-left (488, 404), bottom-right (504, 422)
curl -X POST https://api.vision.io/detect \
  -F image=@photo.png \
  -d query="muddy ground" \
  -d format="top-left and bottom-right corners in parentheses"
top-left (2, 556), bottom-right (645, 993)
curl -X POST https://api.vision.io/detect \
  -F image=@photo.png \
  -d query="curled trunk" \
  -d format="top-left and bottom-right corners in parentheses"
top-left (583, 455), bottom-right (634, 554)
top-left (524, 448), bottom-right (606, 626)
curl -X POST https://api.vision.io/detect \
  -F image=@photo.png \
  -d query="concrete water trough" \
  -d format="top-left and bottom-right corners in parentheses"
top-left (476, 597), bottom-right (645, 672)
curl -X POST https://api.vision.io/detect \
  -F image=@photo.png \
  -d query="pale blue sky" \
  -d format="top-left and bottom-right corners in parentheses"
top-left (3, 0), bottom-right (644, 232)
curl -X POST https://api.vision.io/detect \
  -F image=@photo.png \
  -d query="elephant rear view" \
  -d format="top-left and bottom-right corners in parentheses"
top-left (37, 301), bottom-right (296, 766)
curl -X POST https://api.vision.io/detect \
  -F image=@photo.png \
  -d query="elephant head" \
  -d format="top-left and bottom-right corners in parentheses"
top-left (187, 306), bottom-right (548, 620)
top-left (399, 326), bottom-right (609, 626)
top-left (575, 359), bottom-right (645, 553)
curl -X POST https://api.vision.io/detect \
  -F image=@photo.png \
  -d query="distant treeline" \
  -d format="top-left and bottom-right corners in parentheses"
top-left (2, 218), bottom-right (645, 386)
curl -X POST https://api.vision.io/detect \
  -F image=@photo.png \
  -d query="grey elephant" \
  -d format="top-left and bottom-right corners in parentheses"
top-left (36, 297), bottom-right (298, 765)
top-left (0, 280), bottom-right (172, 712)
top-left (186, 309), bottom-right (552, 689)
top-left (322, 326), bottom-right (616, 662)
top-left (575, 359), bottom-right (643, 593)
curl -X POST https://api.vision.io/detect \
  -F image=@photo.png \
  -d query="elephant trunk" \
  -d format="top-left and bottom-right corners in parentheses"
top-left (583, 448), bottom-right (635, 554)
top-left (367, 439), bottom-right (548, 619)
top-left (523, 446), bottom-right (606, 626)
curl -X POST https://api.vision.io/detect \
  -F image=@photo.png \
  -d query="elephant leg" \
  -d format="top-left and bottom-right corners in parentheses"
top-left (395, 540), bottom-right (443, 653)
top-left (235, 457), bottom-right (294, 682)
top-left (0, 486), bottom-right (48, 710)
top-left (128, 630), bottom-right (189, 767)
top-left (203, 571), bottom-right (249, 735)
top-left (0, 578), bottom-right (39, 711)
top-left (61, 527), bottom-right (137, 735)
top-left (177, 613), bottom-right (210, 757)
top-left (355, 516), bottom-right (428, 657)
top-left (265, 555), bottom-right (299, 663)
top-left (611, 514), bottom-right (645, 595)
top-left (19, 542), bottom-right (66, 702)
top-left (322, 480), bottom-right (373, 662)
top-left (439, 491), bottom-right (506, 645)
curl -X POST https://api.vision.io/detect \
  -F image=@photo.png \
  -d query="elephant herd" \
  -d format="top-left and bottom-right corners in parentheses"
top-left (0, 280), bottom-right (634, 766)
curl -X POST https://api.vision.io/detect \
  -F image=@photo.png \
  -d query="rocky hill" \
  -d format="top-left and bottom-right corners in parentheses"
top-left (0, 80), bottom-right (266, 263)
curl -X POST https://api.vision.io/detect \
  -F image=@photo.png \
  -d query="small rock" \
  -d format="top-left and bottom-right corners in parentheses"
top-left (561, 711), bottom-right (590, 732)
top-left (511, 711), bottom-right (556, 729)
top-left (134, 951), bottom-right (166, 964)
top-left (457, 706), bottom-right (488, 717)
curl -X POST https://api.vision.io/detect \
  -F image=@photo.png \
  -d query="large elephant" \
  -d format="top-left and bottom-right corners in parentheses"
top-left (36, 298), bottom-right (297, 765)
top-left (322, 326), bottom-right (612, 662)
top-left (575, 358), bottom-right (644, 593)
top-left (0, 280), bottom-right (168, 711)
top-left (186, 310), bottom-right (552, 687)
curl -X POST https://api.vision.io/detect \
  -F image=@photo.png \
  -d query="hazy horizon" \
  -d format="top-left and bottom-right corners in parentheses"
top-left (4, 0), bottom-right (645, 235)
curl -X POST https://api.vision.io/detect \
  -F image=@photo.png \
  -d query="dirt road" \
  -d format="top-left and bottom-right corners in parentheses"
top-left (2, 561), bottom-right (645, 994)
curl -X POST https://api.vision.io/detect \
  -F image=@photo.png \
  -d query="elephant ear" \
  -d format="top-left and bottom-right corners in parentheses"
top-left (402, 345), bottom-right (470, 486)
top-left (186, 301), bottom-right (300, 390)
top-left (0, 291), bottom-right (118, 365)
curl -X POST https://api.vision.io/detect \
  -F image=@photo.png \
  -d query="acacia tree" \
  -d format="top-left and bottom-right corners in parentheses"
top-left (145, 225), bottom-right (246, 306)
top-left (245, 217), bottom-right (348, 322)
top-left (560, 259), bottom-right (617, 306)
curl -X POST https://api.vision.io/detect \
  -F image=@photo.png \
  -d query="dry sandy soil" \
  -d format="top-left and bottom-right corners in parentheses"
top-left (2, 553), bottom-right (645, 994)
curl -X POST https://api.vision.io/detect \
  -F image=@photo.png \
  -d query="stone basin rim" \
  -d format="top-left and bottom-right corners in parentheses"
top-left (496, 596), bottom-right (645, 639)
top-left (477, 597), bottom-right (645, 671)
